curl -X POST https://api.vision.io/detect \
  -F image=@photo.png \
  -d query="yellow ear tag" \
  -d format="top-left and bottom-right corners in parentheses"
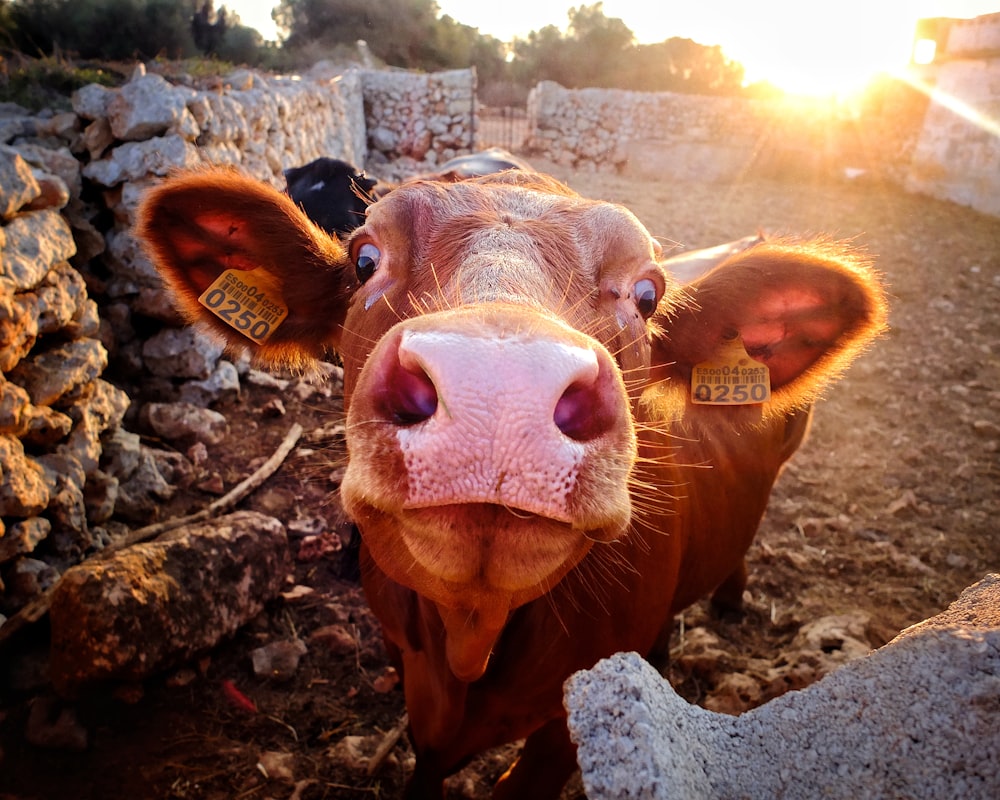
top-left (691, 336), bottom-right (771, 405)
top-left (198, 268), bottom-right (288, 345)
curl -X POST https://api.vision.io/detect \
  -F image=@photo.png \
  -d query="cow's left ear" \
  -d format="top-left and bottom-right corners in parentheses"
top-left (653, 240), bottom-right (888, 416)
top-left (137, 167), bottom-right (354, 369)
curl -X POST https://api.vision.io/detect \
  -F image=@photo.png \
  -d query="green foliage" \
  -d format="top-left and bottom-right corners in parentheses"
top-left (0, 0), bottom-right (753, 102)
top-left (8, 0), bottom-right (198, 60)
top-left (277, 0), bottom-right (443, 67)
top-left (622, 38), bottom-right (745, 95)
top-left (513, 4), bottom-right (744, 96)
top-left (429, 14), bottom-right (506, 82)
top-left (0, 52), bottom-right (121, 110)
top-left (215, 24), bottom-right (266, 66)
top-left (191, 0), bottom-right (266, 65)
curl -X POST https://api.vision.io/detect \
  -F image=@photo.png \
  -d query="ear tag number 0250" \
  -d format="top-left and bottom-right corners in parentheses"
top-left (199, 269), bottom-right (288, 344)
top-left (691, 336), bottom-right (771, 405)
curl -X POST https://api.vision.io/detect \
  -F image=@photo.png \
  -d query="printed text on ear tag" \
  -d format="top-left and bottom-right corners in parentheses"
top-left (199, 268), bottom-right (288, 344)
top-left (691, 336), bottom-right (771, 405)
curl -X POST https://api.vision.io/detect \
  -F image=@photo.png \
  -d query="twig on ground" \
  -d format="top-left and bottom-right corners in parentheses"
top-left (367, 713), bottom-right (409, 776)
top-left (119, 422), bottom-right (304, 549)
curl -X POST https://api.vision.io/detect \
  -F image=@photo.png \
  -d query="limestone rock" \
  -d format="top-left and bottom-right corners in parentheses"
top-left (142, 326), bottom-right (224, 380)
top-left (0, 435), bottom-right (49, 517)
top-left (49, 511), bottom-right (290, 695)
top-left (72, 83), bottom-right (115, 121)
top-left (142, 401), bottom-right (229, 447)
top-left (0, 517), bottom-right (51, 564)
top-left (0, 209), bottom-right (76, 291)
top-left (565, 575), bottom-right (1000, 800)
top-left (82, 134), bottom-right (202, 186)
top-left (106, 73), bottom-right (196, 142)
top-left (0, 376), bottom-right (32, 436)
top-left (8, 338), bottom-right (107, 407)
top-left (0, 146), bottom-right (40, 218)
top-left (110, 444), bottom-right (176, 523)
top-left (0, 292), bottom-right (40, 372)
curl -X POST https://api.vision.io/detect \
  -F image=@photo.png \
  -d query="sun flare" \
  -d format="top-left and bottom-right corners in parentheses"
top-left (712, 4), bottom-right (923, 98)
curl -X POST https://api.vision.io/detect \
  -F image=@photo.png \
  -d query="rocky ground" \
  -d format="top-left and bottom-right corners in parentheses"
top-left (1, 162), bottom-right (998, 799)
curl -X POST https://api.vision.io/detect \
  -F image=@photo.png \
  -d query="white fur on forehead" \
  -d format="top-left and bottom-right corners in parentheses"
top-left (367, 178), bottom-right (661, 296)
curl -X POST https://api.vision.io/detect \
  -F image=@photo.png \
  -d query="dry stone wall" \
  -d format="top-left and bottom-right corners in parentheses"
top-left (527, 80), bottom-right (770, 174)
top-left (362, 68), bottom-right (477, 173)
top-left (525, 80), bottom-right (923, 183)
top-left (0, 142), bottom-right (129, 608)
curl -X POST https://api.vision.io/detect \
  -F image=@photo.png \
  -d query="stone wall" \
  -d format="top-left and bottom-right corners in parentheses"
top-left (945, 10), bottom-right (1000, 54)
top-left (362, 68), bottom-right (477, 171)
top-left (0, 143), bottom-right (130, 609)
top-left (526, 80), bottom-right (763, 174)
top-left (525, 80), bottom-right (924, 184)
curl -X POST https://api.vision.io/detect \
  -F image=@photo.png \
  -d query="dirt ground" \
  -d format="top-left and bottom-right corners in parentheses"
top-left (1, 162), bottom-right (998, 799)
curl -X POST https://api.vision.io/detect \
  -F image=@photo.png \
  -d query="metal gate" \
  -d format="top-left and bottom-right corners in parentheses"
top-left (476, 106), bottom-right (530, 152)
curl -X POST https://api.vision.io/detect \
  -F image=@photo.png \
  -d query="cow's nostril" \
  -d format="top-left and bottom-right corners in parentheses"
top-left (387, 362), bottom-right (438, 425)
top-left (555, 382), bottom-right (602, 441)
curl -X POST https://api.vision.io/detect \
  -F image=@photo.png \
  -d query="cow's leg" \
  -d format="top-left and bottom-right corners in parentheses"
top-left (493, 717), bottom-right (579, 800)
top-left (710, 559), bottom-right (748, 614)
top-left (645, 614), bottom-right (675, 671)
top-left (404, 759), bottom-right (446, 800)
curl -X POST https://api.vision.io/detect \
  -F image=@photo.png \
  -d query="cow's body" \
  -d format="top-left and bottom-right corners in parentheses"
top-left (432, 147), bottom-right (532, 183)
top-left (138, 167), bottom-right (886, 799)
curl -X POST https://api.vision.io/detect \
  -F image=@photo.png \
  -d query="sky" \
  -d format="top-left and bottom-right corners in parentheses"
top-left (225, 0), bottom-right (1000, 95)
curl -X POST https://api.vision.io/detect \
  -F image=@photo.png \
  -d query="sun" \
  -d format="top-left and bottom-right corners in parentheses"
top-left (716, 4), bottom-right (922, 99)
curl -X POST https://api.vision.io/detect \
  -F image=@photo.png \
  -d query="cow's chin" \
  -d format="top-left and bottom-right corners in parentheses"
top-left (352, 502), bottom-right (610, 682)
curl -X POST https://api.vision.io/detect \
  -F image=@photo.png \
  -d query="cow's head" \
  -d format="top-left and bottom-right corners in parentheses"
top-left (138, 167), bottom-right (885, 680)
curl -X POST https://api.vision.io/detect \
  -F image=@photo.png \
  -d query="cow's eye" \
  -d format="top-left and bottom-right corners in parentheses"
top-left (634, 278), bottom-right (659, 319)
top-left (355, 242), bottom-right (381, 284)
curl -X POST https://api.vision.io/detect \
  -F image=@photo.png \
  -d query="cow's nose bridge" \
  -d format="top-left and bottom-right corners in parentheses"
top-left (448, 246), bottom-right (555, 310)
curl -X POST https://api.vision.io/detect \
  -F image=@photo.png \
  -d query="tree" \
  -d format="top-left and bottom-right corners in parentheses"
top-left (8, 0), bottom-right (199, 59)
top-left (512, 3), bottom-right (634, 90)
top-left (274, 0), bottom-right (506, 82)
top-left (191, 0), bottom-right (227, 56)
top-left (429, 14), bottom-right (505, 82)
top-left (564, 2), bottom-right (633, 87)
top-left (623, 37), bottom-right (745, 95)
top-left (512, 6), bottom-right (746, 97)
top-left (215, 22), bottom-right (266, 65)
top-left (275, 0), bottom-right (440, 65)
top-left (0, 1), bottom-right (17, 47)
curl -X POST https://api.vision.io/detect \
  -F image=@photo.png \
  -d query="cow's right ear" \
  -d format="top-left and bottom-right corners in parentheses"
top-left (137, 167), bottom-right (354, 369)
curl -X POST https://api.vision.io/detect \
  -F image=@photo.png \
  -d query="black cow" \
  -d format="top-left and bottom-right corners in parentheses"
top-left (284, 149), bottom-right (530, 238)
top-left (283, 158), bottom-right (378, 238)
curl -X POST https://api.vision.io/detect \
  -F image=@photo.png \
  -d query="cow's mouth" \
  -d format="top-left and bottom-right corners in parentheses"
top-left (394, 502), bottom-right (595, 594)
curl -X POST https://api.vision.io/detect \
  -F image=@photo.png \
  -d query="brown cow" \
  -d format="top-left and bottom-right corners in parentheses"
top-left (137, 167), bottom-right (886, 799)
